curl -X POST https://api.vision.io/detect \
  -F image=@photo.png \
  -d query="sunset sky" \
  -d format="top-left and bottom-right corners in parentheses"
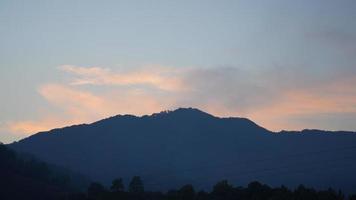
top-left (1, 0), bottom-right (356, 143)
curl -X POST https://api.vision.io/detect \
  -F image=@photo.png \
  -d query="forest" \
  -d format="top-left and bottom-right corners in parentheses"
top-left (1, 143), bottom-right (356, 200)
top-left (68, 177), bottom-right (356, 200)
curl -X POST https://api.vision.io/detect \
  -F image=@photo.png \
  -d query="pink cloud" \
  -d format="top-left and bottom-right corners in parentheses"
top-left (246, 77), bottom-right (356, 130)
top-left (6, 83), bottom-right (174, 135)
top-left (6, 117), bottom-right (79, 137)
top-left (4, 66), bottom-right (356, 136)
top-left (59, 65), bottom-right (187, 91)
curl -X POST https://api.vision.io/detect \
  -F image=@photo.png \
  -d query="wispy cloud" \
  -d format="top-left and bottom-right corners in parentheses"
top-left (6, 83), bottom-right (173, 136)
top-left (59, 65), bottom-right (186, 91)
top-left (247, 77), bottom-right (356, 130)
top-left (4, 65), bottom-right (356, 136)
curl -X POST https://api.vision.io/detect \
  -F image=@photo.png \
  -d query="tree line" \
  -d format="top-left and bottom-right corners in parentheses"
top-left (2, 143), bottom-right (356, 200)
top-left (68, 177), bottom-right (356, 200)
top-left (0, 144), bottom-right (89, 200)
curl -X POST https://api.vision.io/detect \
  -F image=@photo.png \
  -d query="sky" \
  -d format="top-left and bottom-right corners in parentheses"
top-left (0, 0), bottom-right (356, 143)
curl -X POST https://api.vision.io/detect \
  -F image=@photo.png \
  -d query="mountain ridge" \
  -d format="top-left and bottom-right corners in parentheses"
top-left (12, 107), bottom-right (270, 143)
top-left (9, 107), bottom-right (356, 192)
top-left (12, 108), bottom-right (356, 143)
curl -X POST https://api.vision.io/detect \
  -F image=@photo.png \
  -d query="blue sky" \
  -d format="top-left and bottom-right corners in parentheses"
top-left (1, 0), bottom-right (356, 143)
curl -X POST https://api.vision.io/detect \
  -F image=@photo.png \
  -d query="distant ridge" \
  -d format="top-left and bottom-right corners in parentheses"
top-left (279, 129), bottom-right (356, 134)
top-left (9, 107), bottom-right (356, 192)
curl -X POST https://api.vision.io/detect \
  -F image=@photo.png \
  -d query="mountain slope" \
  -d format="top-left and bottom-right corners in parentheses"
top-left (0, 144), bottom-right (90, 200)
top-left (9, 108), bottom-right (356, 192)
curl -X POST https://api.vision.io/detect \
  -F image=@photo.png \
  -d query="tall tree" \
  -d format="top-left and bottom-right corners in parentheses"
top-left (212, 180), bottom-right (234, 200)
top-left (178, 184), bottom-right (195, 200)
top-left (111, 178), bottom-right (124, 192)
top-left (128, 176), bottom-right (144, 194)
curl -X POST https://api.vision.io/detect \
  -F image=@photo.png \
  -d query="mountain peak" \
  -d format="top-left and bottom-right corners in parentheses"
top-left (10, 107), bottom-right (356, 192)
top-left (150, 107), bottom-right (214, 119)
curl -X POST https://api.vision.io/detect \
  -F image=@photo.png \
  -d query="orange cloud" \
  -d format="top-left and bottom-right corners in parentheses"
top-left (6, 83), bottom-right (174, 135)
top-left (59, 65), bottom-right (186, 91)
top-left (4, 66), bottom-right (356, 137)
top-left (246, 77), bottom-right (356, 131)
top-left (6, 117), bottom-right (79, 137)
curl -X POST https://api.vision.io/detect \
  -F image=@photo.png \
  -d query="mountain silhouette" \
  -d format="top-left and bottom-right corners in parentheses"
top-left (9, 108), bottom-right (356, 192)
top-left (0, 144), bottom-right (90, 200)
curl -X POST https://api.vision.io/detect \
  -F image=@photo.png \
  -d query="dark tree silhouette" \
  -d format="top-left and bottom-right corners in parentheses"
top-left (247, 181), bottom-right (271, 199)
top-left (212, 180), bottom-right (234, 200)
top-left (111, 178), bottom-right (124, 192)
top-left (294, 184), bottom-right (318, 200)
top-left (317, 188), bottom-right (344, 200)
top-left (76, 179), bottom-right (354, 200)
top-left (196, 190), bottom-right (209, 200)
top-left (178, 184), bottom-right (195, 200)
top-left (129, 176), bottom-right (144, 194)
top-left (88, 182), bottom-right (106, 199)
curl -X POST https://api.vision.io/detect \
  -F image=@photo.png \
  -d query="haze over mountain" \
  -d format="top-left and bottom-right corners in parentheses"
top-left (9, 108), bottom-right (356, 193)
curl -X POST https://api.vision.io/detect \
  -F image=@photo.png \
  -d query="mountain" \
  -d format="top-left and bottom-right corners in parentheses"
top-left (0, 144), bottom-right (90, 200)
top-left (9, 108), bottom-right (356, 193)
